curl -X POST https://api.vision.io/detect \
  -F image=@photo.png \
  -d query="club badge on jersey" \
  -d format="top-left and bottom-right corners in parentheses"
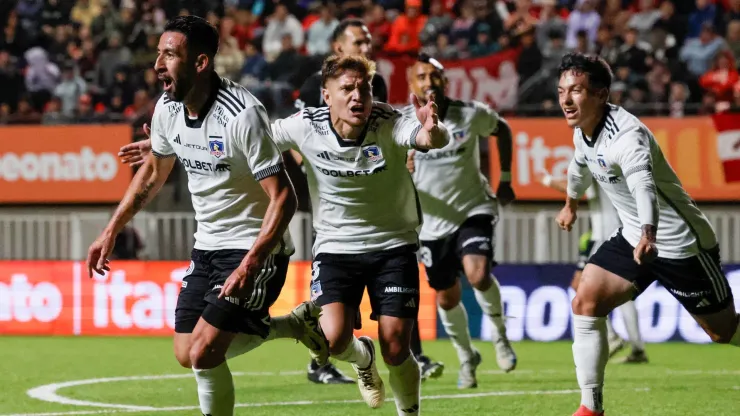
top-left (362, 145), bottom-right (384, 163)
top-left (209, 139), bottom-right (226, 159)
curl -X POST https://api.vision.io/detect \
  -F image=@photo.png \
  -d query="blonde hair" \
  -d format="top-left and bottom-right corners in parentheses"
top-left (321, 54), bottom-right (377, 87)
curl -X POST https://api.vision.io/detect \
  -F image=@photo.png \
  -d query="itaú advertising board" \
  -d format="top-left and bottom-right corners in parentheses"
top-left (466, 265), bottom-right (740, 343)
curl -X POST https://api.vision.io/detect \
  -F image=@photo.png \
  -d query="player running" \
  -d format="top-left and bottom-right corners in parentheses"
top-left (86, 16), bottom-right (328, 416)
top-left (538, 175), bottom-right (647, 363)
top-left (402, 54), bottom-right (517, 389)
top-left (293, 19), bottom-right (443, 384)
top-left (271, 54), bottom-right (449, 415)
top-left (556, 53), bottom-right (740, 416)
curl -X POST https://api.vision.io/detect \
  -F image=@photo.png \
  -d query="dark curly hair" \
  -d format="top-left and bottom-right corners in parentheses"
top-left (163, 15), bottom-right (220, 60)
top-left (558, 52), bottom-right (613, 92)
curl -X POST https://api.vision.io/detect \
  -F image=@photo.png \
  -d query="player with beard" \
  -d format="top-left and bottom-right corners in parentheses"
top-left (89, 16), bottom-right (329, 416)
top-left (271, 54), bottom-right (449, 415)
top-left (402, 54), bottom-right (517, 389)
top-left (557, 53), bottom-right (739, 416)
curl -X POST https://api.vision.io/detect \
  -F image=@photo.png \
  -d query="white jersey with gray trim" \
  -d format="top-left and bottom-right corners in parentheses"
top-left (585, 185), bottom-right (621, 243)
top-left (149, 75), bottom-right (293, 254)
top-left (271, 102), bottom-right (432, 256)
top-left (400, 100), bottom-right (498, 241)
top-left (572, 104), bottom-right (716, 258)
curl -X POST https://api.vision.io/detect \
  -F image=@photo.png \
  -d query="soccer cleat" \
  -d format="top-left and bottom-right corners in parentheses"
top-left (494, 338), bottom-right (517, 373)
top-left (573, 405), bottom-right (605, 416)
top-left (615, 349), bottom-right (648, 364)
top-left (416, 354), bottom-right (445, 381)
top-left (291, 301), bottom-right (330, 366)
top-left (352, 336), bottom-right (385, 408)
top-left (307, 360), bottom-right (355, 384)
top-left (607, 336), bottom-right (626, 358)
top-left (457, 348), bottom-right (482, 389)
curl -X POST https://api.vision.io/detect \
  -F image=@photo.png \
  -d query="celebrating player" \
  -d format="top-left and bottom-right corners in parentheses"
top-left (402, 54), bottom-right (517, 389)
top-left (556, 53), bottom-right (740, 416)
top-left (86, 16), bottom-right (328, 416)
top-left (293, 18), bottom-right (443, 384)
top-left (538, 175), bottom-right (647, 363)
top-left (271, 54), bottom-right (449, 415)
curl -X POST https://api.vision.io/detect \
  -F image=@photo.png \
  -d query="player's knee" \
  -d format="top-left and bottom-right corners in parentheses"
top-left (437, 288), bottom-right (461, 310)
top-left (189, 336), bottom-right (220, 369)
top-left (327, 331), bottom-right (353, 356)
top-left (706, 327), bottom-right (736, 344)
top-left (571, 293), bottom-right (599, 316)
top-left (379, 338), bottom-right (410, 366)
top-left (467, 270), bottom-right (492, 291)
top-left (175, 350), bottom-right (192, 368)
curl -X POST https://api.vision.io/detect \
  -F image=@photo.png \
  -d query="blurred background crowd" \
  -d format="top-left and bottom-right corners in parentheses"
top-left (1, 0), bottom-right (740, 133)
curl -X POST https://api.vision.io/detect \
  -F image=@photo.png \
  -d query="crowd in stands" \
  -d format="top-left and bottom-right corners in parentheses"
top-left (1, 0), bottom-right (740, 127)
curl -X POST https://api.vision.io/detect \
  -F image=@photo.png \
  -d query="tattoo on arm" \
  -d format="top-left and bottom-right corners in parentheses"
top-left (133, 182), bottom-right (155, 212)
top-left (641, 224), bottom-right (657, 242)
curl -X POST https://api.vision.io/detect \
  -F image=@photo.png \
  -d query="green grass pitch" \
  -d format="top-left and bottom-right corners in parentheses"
top-left (0, 337), bottom-right (738, 415)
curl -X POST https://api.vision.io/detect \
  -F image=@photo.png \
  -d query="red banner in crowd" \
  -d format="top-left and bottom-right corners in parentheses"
top-left (0, 261), bottom-right (437, 339)
top-left (376, 49), bottom-right (520, 108)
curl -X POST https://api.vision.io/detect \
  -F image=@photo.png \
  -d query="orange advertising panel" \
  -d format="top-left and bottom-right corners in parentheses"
top-left (489, 117), bottom-right (740, 201)
top-left (0, 125), bottom-right (133, 203)
top-left (0, 261), bottom-right (437, 339)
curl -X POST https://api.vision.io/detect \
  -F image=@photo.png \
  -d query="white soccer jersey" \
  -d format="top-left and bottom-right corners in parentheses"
top-left (271, 103), bottom-right (441, 256)
top-left (570, 104), bottom-right (717, 259)
top-left (400, 100), bottom-right (498, 241)
top-left (585, 185), bottom-right (621, 243)
top-left (149, 75), bottom-right (293, 254)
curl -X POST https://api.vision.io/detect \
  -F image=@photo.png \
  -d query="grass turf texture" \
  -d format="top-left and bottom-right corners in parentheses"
top-left (0, 337), bottom-right (738, 415)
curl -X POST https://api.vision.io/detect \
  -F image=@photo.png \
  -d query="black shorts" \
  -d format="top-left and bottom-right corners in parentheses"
top-left (174, 249), bottom-right (289, 337)
top-left (310, 244), bottom-right (420, 320)
top-left (419, 215), bottom-right (497, 291)
top-left (588, 230), bottom-right (734, 315)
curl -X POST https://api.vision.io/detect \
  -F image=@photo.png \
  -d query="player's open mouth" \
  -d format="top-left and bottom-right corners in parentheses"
top-left (350, 105), bottom-right (364, 115)
top-left (563, 108), bottom-right (577, 119)
top-left (160, 76), bottom-right (173, 92)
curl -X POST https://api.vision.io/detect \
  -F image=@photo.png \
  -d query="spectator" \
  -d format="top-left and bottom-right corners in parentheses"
top-left (262, 3), bottom-right (304, 61)
top-left (504, 0), bottom-right (539, 35)
top-left (54, 63), bottom-right (87, 116)
top-left (470, 23), bottom-right (501, 57)
top-left (680, 23), bottom-right (726, 77)
top-left (699, 50), bottom-right (739, 104)
top-left (71, 0), bottom-right (102, 30)
top-left (16, 0), bottom-right (43, 42)
top-left (91, 1), bottom-right (123, 44)
top-left (1, 11), bottom-right (31, 58)
top-left (365, 4), bottom-right (391, 51)
top-left (536, 0), bottom-right (566, 51)
top-left (240, 41), bottom-right (268, 88)
top-left (94, 32), bottom-right (132, 90)
top-left (420, 0), bottom-right (453, 46)
top-left (24, 47), bottom-right (60, 110)
top-left (8, 95), bottom-right (41, 124)
top-left (516, 25), bottom-right (542, 83)
top-left (687, 0), bottom-right (717, 39)
top-left (306, 5), bottom-right (339, 56)
top-left (450, 3), bottom-right (476, 43)
top-left (727, 20), bottom-right (740, 67)
top-left (386, 0), bottom-right (428, 54)
top-left (41, 96), bottom-right (68, 125)
top-left (595, 24), bottom-right (619, 65)
top-left (653, 1), bottom-right (686, 44)
top-left (565, 0), bottom-right (600, 50)
top-left (266, 34), bottom-right (300, 116)
top-left (616, 27), bottom-right (651, 75)
top-left (0, 50), bottom-right (24, 112)
top-left (422, 32), bottom-right (458, 59)
top-left (40, 0), bottom-right (68, 33)
top-left (627, 0), bottom-right (662, 41)
top-left (215, 35), bottom-right (245, 81)
top-left (541, 29), bottom-right (567, 70)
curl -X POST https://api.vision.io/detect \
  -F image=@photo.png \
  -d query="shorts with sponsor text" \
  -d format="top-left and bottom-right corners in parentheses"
top-left (310, 244), bottom-right (420, 320)
top-left (174, 249), bottom-right (288, 337)
top-left (419, 215), bottom-right (497, 291)
top-left (588, 229), bottom-right (733, 315)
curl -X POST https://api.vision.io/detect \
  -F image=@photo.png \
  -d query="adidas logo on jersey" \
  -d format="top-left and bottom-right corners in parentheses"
top-left (174, 134), bottom-right (181, 145)
top-left (405, 298), bottom-right (416, 308)
top-left (317, 151), bottom-right (331, 160)
top-left (696, 298), bottom-right (711, 308)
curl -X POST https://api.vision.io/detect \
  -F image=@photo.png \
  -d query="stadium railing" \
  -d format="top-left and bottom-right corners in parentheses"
top-left (2, 210), bottom-right (739, 263)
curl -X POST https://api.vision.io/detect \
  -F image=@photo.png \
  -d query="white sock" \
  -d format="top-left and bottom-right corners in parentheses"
top-left (618, 301), bottom-right (644, 352)
top-left (225, 334), bottom-right (265, 360)
top-left (333, 336), bottom-right (371, 368)
top-left (387, 354), bottom-right (421, 415)
top-left (605, 318), bottom-right (619, 342)
top-left (474, 276), bottom-right (506, 342)
top-left (192, 361), bottom-right (234, 416)
top-left (266, 314), bottom-right (299, 340)
top-left (730, 314), bottom-right (740, 347)
top-left (438, 303), bottom-right (474, 364)
top-left (572, 315), bottom-right (608, 413)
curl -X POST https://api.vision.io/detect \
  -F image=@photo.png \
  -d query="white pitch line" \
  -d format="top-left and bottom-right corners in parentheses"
top-left (6, 387), bottom-right (655, 416)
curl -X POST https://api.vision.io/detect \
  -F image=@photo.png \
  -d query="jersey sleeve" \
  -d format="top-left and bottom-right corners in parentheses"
top-left (232, 106), bottom-right (284, 181)
top-left (474, 101), bottom-right (501, 135)
top-left (389, 109), bottom-right (426, 150)
top-left (150, 104), bottom-right (175, 158)
top-left (611, 126), bottom-right (659, 227)
top-left (271, 111), bottom-right (305, 152)
top-left (566, 132), bottom-right (592, 199)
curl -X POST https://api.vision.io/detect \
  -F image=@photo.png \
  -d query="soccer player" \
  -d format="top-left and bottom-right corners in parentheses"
top-left (271, 54), bottom-right (449, 415)
top-left (294, 18), bottom-right (443, 383)
top-left (538, 174), bottom-right (647, 363)
top-left (402, 55), bottom-right (517, 389)
top-left (556, 52), bottom-right (740, 416)
top-left (87, 16), bottom-right (328, 416)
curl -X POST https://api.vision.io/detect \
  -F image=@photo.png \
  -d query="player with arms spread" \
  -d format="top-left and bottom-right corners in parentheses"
top-left (556, 53), bottom-right (740, 416)
top-left (272, 54), bottom-right (449, 415)
top-left (538, 176), bottom-right (647, 363)
top-left (402, 54), bottom-right (517, 389)
top-left (86, 16), bottom-right (328, 416)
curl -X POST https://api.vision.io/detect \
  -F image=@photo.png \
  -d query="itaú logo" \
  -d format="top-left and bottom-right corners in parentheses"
top-left (480, 273), bottom-right (740, 343)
